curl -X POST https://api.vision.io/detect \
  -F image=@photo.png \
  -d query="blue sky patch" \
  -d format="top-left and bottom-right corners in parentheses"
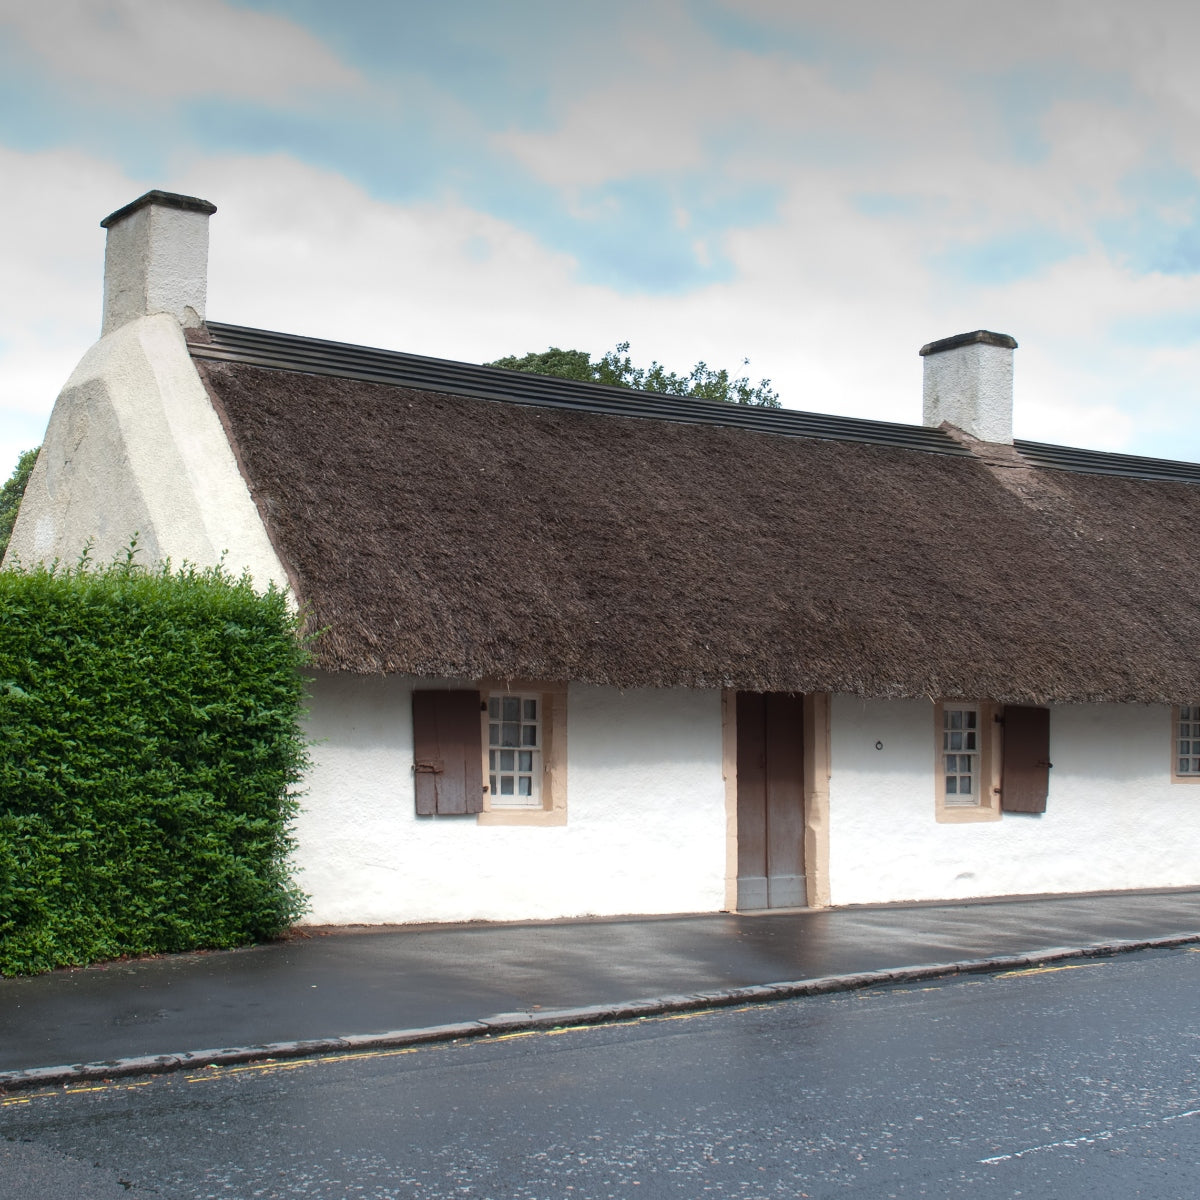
top-left (239, 0), bottom-right (612, 134)
top-left (1099, 166), bottom-right (1200, 277)
top-left (538, 178), bottom-right (742, 293)
top-left (691, 1), bottom-right (874, 86)
top-left (1109, 310), bottom-right (1200, 349)
top-left (852, 192), bottom-right (925, 220)
top-left (934, 227), bottom-right (1085, 286)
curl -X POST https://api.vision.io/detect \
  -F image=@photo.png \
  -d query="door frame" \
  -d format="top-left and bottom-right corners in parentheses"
top-left (722, 689), bottom-right (831, 910)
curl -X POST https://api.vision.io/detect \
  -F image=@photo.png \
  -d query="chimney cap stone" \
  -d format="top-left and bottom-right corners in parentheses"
top-left (919, 329), bottom-right (1017, 357)
top-left (100, 190), bottom-right (217, 230)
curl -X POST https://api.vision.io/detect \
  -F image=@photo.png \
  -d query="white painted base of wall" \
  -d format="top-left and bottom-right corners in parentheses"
top-left (293, 674), bottom-right (729, 925)
top-left (828, 695), bottom-right (1199, 905)
top-left (291, 681), bottom-right (1200, 925)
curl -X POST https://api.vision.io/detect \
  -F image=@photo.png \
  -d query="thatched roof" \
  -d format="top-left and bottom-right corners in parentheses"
top-left (191, 327), bottom-right (1200, 704)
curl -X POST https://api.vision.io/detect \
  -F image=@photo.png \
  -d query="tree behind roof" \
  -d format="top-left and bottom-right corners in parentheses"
top-left (487, 342), bottom-right (781, 408)
top-left (0, 447), bottom-right (39, 560)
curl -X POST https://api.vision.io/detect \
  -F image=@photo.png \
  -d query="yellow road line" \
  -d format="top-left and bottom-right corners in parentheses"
top-left (995, 963), bottom-right (1107, 978)
top-left (2, 1004), bottom-right (749, 1104)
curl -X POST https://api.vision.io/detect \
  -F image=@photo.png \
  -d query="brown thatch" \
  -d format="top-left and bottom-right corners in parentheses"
top-left (195, 358), bottom-right (1200, 704)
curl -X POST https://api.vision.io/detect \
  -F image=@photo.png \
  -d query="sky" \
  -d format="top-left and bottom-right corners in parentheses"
top-left (2, 0), bottom-right (1200, 478)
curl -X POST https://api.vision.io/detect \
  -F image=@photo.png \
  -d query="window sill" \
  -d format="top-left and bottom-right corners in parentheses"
top-left (936, 803), bottom-right (1002, 824)
top-left (477, 807), bottom-right (567, 827)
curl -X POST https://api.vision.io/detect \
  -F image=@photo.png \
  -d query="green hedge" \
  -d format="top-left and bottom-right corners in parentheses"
top-left (0, 552), bottom-right (310, 975)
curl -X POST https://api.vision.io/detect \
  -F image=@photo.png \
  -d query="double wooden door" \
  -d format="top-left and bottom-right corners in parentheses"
top-left (736, 692), bottom-right (806, 909)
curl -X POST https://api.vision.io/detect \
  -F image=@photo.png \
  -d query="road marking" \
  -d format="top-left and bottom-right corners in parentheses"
top-left (1, 1077), bottom-right (157, 1107)
top-left (0, 1049), bottom-right (426, 1104)
top-left (994, 963), bottom-right (1107, 978)
top-left (0, 1004), bottom-right (753, 1103)
top-left (182, 1045), bottom-right (423, 1082)
top-left (980, 1129), bottom-right (1114, 1162)
top-left (980, 1106), bottom-right (1200, 1164)
top-left (493, 1007), bottom-right (729, 1043)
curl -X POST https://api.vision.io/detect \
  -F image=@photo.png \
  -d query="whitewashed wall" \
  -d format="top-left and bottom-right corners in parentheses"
top-left (4, 313), bottom-right (287, 590)
top-left (827, 695), bottom-right (1200, 904)
top-left (298, 681), bottom-right (1199, 923)
top-left (294, 673), bottom-right (728, 925)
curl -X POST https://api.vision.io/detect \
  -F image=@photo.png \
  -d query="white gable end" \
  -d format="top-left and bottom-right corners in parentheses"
top-left (6, 313), bottom-right (288, 593)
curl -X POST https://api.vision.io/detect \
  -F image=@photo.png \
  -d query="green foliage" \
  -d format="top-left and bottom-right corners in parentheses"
top-left (487, 347), bottom-right (596, 383)
top-left (0, 446), bottom-right (39, 559)
top-left (0, 549), bottom-right (310, 975)
top-left (488, 342), bottom-right (781, 408)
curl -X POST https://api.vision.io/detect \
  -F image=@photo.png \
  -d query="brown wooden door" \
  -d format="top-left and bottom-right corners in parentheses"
top-left (736, 692), bottom-right (806, 909)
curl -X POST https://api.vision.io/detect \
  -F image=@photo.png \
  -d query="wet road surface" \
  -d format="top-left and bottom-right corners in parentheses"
top-left (4, 944), bottom-right (1200, 1198)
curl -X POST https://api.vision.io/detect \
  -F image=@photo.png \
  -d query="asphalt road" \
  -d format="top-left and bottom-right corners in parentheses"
top-left (4, 945), bottom-right (1200, 1198)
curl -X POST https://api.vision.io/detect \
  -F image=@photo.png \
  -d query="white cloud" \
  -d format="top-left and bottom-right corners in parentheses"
top-left (0, 0), bottom-right (361, 105)
top-left (0, 146), bottom-right (133, 475)
top-left (487, 4), bottom-right (1141, 291)
top-left (183, 154), bottom-right (1200, 459)
top-left (472, 0), bottom-right (1200, 460)
top-left (180, 155), bottom-right (931, 423)
top-left (491, 0), bottom-right (1198, 254)
top-left (730, 0), bottom-right (1200, 174)
top-left (0, 148), bottom-right (618, 476)
top-left (185, 154), bottom-right (600, 360)
top-left (3, 44), bottom-right (1200, 485)
top-left (493, 33), bottom-right (871, 191)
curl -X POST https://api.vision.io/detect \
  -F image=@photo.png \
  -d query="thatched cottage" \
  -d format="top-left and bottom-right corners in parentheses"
top-left (10, 189), bottom-right (1200, 924)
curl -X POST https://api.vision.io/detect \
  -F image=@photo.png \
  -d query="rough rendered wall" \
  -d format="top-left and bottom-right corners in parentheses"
top-left (922, 340), bottom-right (1014, 443)
top-left (827, 695), bottom-right (1199, 904)
top-left (295, 674), bottom-right (728, 925)
top-left (102, 203), bottom-right (210, 335)
top-left (4, 313), bottom-right (287, 590)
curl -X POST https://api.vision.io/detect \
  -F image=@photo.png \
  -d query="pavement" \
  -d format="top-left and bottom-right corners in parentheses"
top-left (3, 889), bottom-right (1200, 1094)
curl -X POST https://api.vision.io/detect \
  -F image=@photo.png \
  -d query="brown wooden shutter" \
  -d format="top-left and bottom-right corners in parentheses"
top-left (412, 690), bottom-right (484, 816)
top-left (1001, 705), bottom-right (1051, 813)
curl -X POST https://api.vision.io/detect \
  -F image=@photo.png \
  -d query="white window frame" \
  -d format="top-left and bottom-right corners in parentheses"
top-left (477, 681), bottom-right (567, 826)
top-left (485, 692), bottom-right (543, 808)
top-left (1171, 705), bottom-right (1200, 784)
top-left (934, 700), bottom-right (1001, 823)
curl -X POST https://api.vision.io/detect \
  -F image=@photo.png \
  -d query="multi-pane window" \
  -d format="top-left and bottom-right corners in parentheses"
top-left (942, 706), bottom-right (979, 806)
top-left (1178, 706), bottom-right (1200, 777)
top-left (487, 694), bottom-right (541, 806)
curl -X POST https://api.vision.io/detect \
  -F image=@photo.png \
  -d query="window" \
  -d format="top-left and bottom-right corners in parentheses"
top-left (1172, 705), bottom-right (1200, 783)
top-left (479, 683), bottom-right (567, 826)
top-left (486, 693), bottom-right (542, 806)
top-left (410, 683), bottom-right (566, 824)
top-left (942, 705), bottom-right (980, 804)
top-left (934, 700), bottom-right (1001, 823)
top-left (934, 701), bottom-right (1050, 819)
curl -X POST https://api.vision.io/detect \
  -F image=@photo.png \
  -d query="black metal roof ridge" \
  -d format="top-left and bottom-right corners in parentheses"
top-left (1014, 439), bottom-right (1200, 484)
top-left (192, 321), bottom-right (972, 456)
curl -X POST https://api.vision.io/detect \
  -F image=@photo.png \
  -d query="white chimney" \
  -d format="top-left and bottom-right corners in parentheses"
top-left (919, 329), bottom-right (1017, 444)
top-left (99, 190), bottom-right (217, 336)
